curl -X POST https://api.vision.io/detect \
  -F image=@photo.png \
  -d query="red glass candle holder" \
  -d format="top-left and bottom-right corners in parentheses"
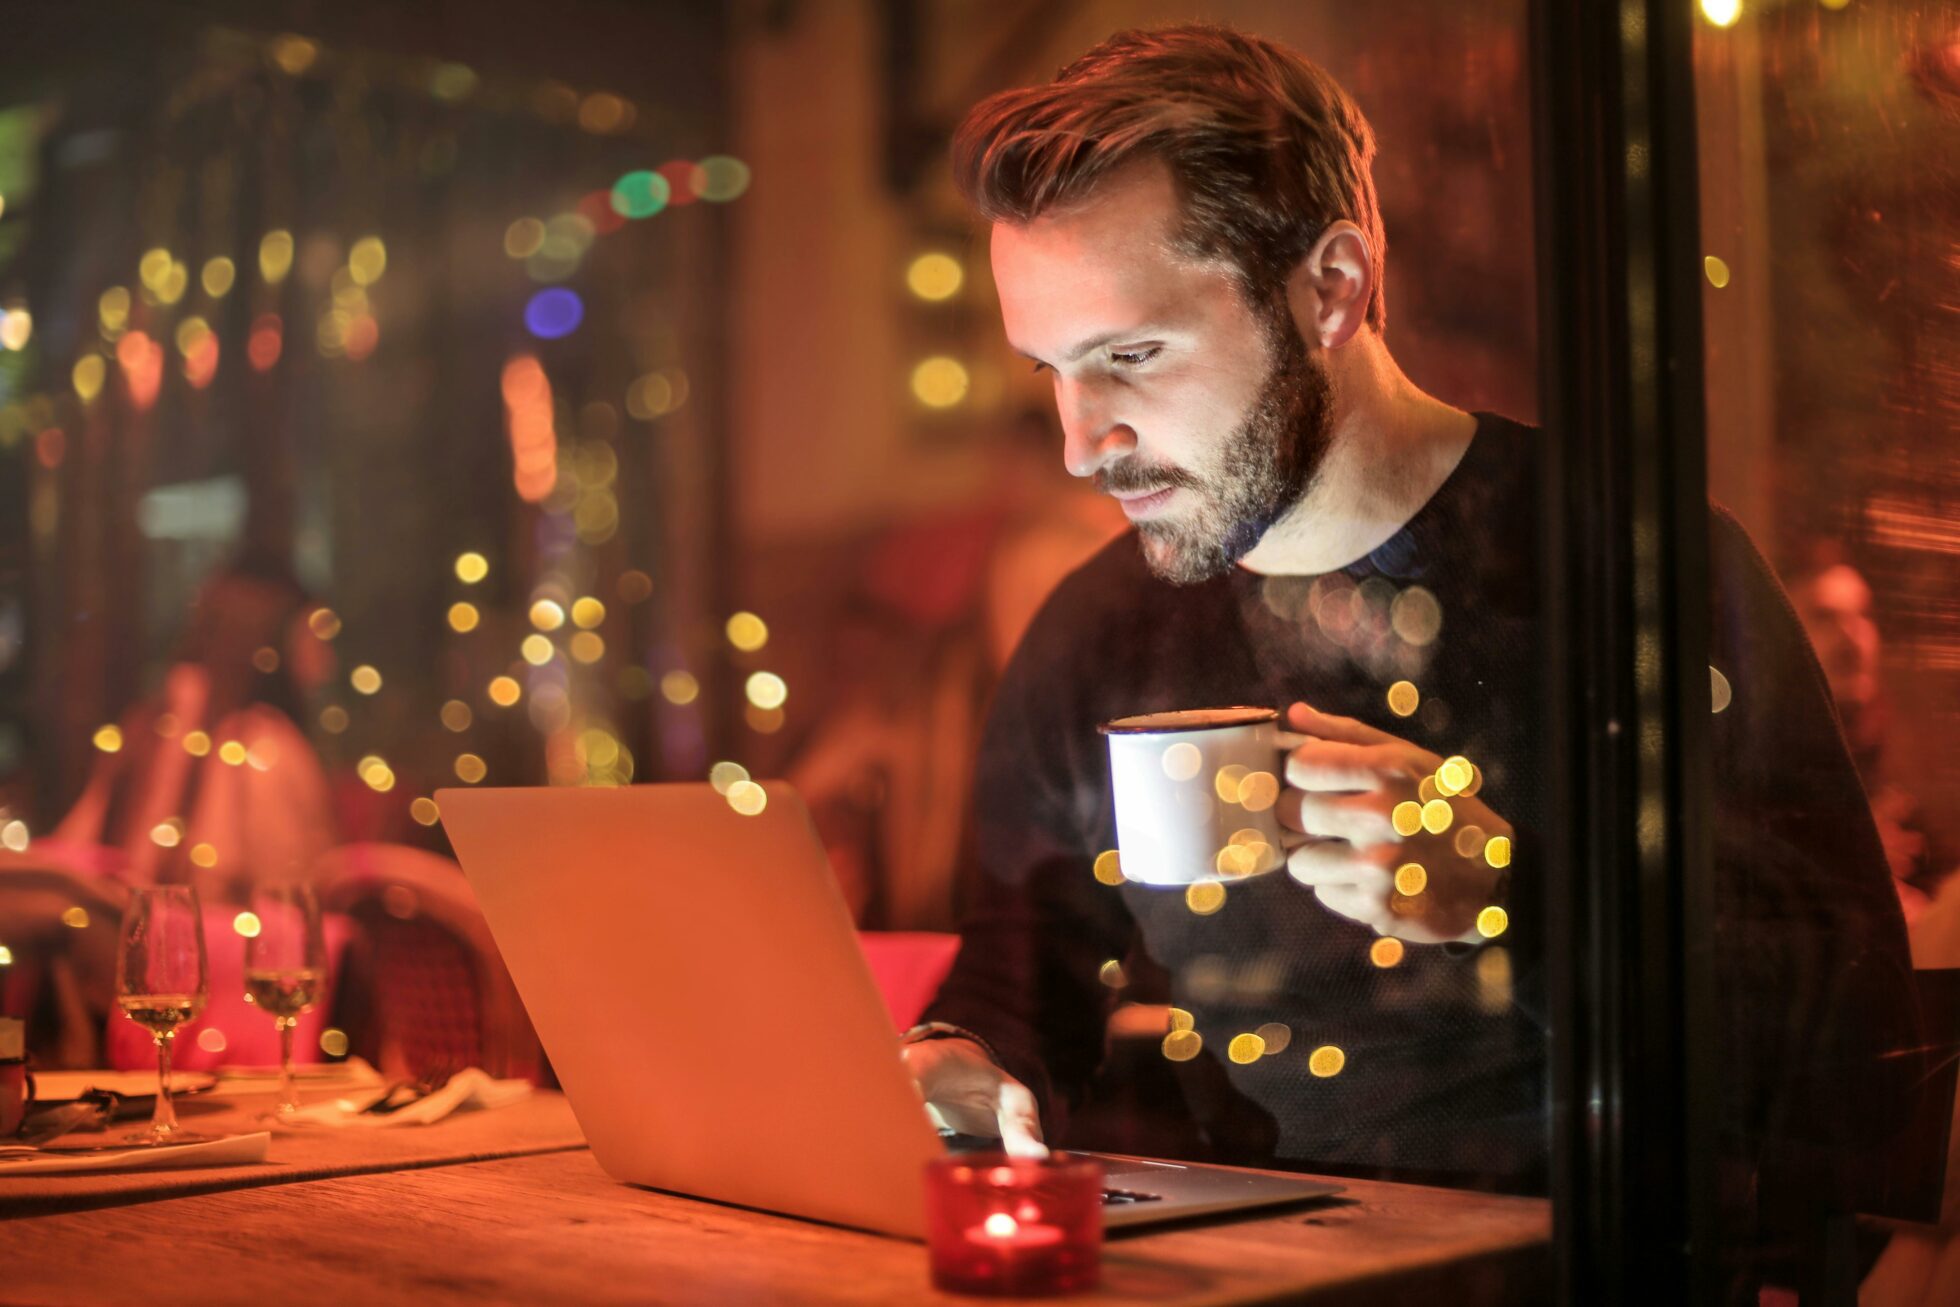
top-left (924, 1152), bottom-right (1103, 1297)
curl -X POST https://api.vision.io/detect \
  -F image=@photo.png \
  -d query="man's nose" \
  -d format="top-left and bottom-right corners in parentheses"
top-left (1056, 383), bottom-right (1137, 479)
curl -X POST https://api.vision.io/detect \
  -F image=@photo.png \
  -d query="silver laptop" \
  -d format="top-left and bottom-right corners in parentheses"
top-left (437, 782), bottom-right (1338, 1238)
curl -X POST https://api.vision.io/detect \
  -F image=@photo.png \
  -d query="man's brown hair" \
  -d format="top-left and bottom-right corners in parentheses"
top-left (953, 24), bottom-right (1387, 333)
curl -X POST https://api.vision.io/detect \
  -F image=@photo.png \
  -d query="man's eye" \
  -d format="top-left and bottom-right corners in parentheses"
top-left (1109, 347), bottom-right (1161, 368)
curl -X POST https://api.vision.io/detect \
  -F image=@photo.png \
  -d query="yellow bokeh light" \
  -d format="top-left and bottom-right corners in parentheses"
top-left (348, 235), bottom-right (387, 286)
top-left (440, 699), bottom-right (473, 732)
top-left (1420, 798), bottom-right (1454, 834)
top-left (1710, 665), bottom-right (1733, 714)
top-left (1213, 763), bottom-right (1249, 803)
top-left (99, 286), bottom-right (130, 333)
top-left (410, 797), bottom-right (441, 827)
top-left (454, 552), bottom-right (489, 584)
top-left (0, 946), bottom-right (12, 965)
top-left (1393, 863), bottom-right (1428, 896)
top-left (746, 671), bottom-right (788, 711)
top-left (1417, 775), bottom-right (1440, 804)
top-left (505, 218), bottom-right (545, 259)
top-left (1, 820), bottom-right (29, 853)
top-left (1093, 849), bottom-right (1124, 885)
top-left (189, 842), bottom-right (218, 868)
top-left (308, 607), bottom-right (342, 639)
top-left (251, 646), bottom-right (280, 674)
top-left (709, 761), bottom-right (750, 794)
top-left (1185, 882), bottom-right (1226, 915)
top-left (150, 822), bottom-right (182, 849)
top-left (0, 306), bottom-right (30, 351)
top-left (1098, 960), bottom-right (1127, 988)
top-left (174, 316), bottom-right (211, 358)
top-left (1704, 255), bottom-right (1733, 288)
top-left (219, 740), bottom-right (249, 766)
top-left (488, 676), bottom-right (522, 707)
top-left (233, 911), bottom-right (262, 939)
top-left (201, 257), bottom-right (236, 298)
top-left (61, 906), bottom-right (90, 929)
top-left (1454, 825), bottom-right (1488, 859)
top-left (1437, 756), bottom-right (1473, 796)
top-left (350, 665), bottom-right (382, 695)
top-left (1370, 936), bottom-right (1405, 968)
top-left (160, 259), bottom-right (189, 302)
top-left (319, 1028), bottom-right (350, 1057)
top-left (139, 248), bottom-right (173, 290)
top-left (1477, 906), bottom-right (1510, 939)
top-left (910, 356), bottom-right (970, 408)
top-left (1701, 0), bottom-right (1742, 27)
top-left (905, 252), bottom-right (964, 301)
top-left (571, 597), bottom-right (607, 629)
top-left (1391, 801), bottom-right (1423, 837)
top-left (569, 631), bottom-right (605, 664)
top-left (268, 34), bottom-right (317, 74)
top-left (1160, 743), bottom-right (1202, 782)
top-left (521, 634), bottom-right (554, 666)
top-left (529, 599), bottom-right (565, 631)
top-left (447, 602), bottom-right (480, 633)
top-left (726, 780), bottom-right (768, 816)
top-left (183, 730), bottom-right (212, 756)
top-left (259, 230), bottom-right (295, 284)
top-left (1308, 1045), bottom-right (1347, 1078)
top-left (660, 670), bottom-right (700, 705)
top-left (1386, 680), bottom-right (1420, 717)
top-left (725, 611), bottom-right (768, 652)
top-left (1485, 835), bottom-right (1513, 869)
top-left (1227, 1033), bottom-right (1267, 1064)
top-left (93, 724), bottom-right (124, 753)
top-left (360, 762), bottom-right (395, 793)
top-left (73, 355), bottom-right (107, 403)
top-left (1168, 1007), bottom-right (1195, 1033)
top-left (1161, 1029), bottom-right (1203, 1062)
top-left (1236, 771), bottom-right (1279, 812)
top-left (319, 706), bottom-right (348, 734)
top-left (454, 753), bottom-right (487, 784)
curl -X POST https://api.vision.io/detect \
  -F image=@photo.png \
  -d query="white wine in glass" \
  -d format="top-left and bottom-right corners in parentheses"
top-left (115, 886), bottom-right (211, 1144)
top-left (243, 883), bottom-right (326, 1120)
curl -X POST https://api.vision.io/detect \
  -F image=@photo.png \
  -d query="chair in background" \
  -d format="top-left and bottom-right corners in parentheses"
top-left (0, 861), bottom-right (129, 1068)
top-left (314, 843), bottom-right (542, 1083)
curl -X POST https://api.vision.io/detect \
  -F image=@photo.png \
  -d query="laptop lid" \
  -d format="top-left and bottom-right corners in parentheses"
top-left (437, 782), bottom-right (943, 1237)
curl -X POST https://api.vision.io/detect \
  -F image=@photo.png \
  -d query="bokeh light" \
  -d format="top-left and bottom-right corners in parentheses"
top-left (454, 552), bottom-right (489, 584)
top-left (1386, 680), bottom-right (1420, 717)
top-left (529, 599), bottom-right (565, 631)
top-left (505, 218), bottom-right (545, 259)
top-left (72, 356), bottom-right (106, 403)
top-left (488, 676), bottom-right (522, 707)
top-left (571, 597), bottom-right (606, 629)
top-left (610, 170), bottom-right (671, 219)
top-left (350, 665), bottom-right (382, 695)
top-left (1093, 850), bottom-right (1124, 885)
top-left (447, 602), bottom-right (480, 633)
top-left (745, 672), bottom-right (787, 711)
top-left (201, 257), bottom-right (236, 298)
top-left (233, 911), bottom-right (262, 939)
top-left (259, 230), bottom-right (295, 283)
top-left (1370, 937), bottom-right (1405, 968)
top-left (725, 612), bottom-right (768, 652)
top-left (410, 798), bottom-right (441, 827)
top-left (454, 754), bottom-right (487, 783)
top-left (695, 156), bottom-right (751, 202)
top-left (93, 724), bottom-right (123, 753)
top-left (1704, 255), bottom-right (1733, 288)
top-left (1, 305), bottom-right (32, 351)
top-left (308, 608), bottom-right (342, 640)
top-left (524, 288), bottom-right (584, 340)
top-left (1477, 906), bottom-right (1510, 939)
top-left (440, 699), bottom-right (473, 732)
top-left (569, 632), bottom-right (605, 663)
top-left (349, 235), bottom-right (387, 285)
top-left (910, 356), bottom-right (969, 408)
top-left (1701, 0), bottom-right (1742, 26)
top-left (1308, 1045), bottom-right (1347, 1078)
top-left (1227, 1033), bottom-right (1266, 1064)
top-left (661, 670), bottom-right (700, 705)
top-left (521, 634), bottom-right (554, 665)
top-left (708, 761), bottom-right (749, 795)
top-left (906, 252), bottom-right (963, 301)
top-left (99, 286), bottom-right (130, 334)
top-left (726, 780), bottom-right (767, 816)
top-left (268, 34), bottom-right (317, 74)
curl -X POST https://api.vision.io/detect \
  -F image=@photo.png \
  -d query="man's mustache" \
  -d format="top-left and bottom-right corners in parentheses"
top-left (1094, 461), bottom-right (1201, 496)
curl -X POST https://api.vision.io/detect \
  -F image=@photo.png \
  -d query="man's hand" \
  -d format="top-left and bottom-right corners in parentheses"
top-left (1276, 701), bottom-right (1511, 943)
top-left (900, 1037), bottom-right (1048, 1158)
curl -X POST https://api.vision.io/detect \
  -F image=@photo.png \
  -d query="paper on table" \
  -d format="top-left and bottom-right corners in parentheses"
top-left (283, 1068), bottom-right (531, 1128)
top-left (0, 1132), bottom-right (270, 1176)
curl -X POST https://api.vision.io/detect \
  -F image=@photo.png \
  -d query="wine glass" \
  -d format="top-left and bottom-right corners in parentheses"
top-left (115, 886), bottom-right (211, 1144)
top-left (243, 882), bottom-right (326, 1121)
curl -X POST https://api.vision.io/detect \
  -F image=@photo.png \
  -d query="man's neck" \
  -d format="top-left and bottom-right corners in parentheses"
top-left (1238, 333), bottom-right (1476, 577)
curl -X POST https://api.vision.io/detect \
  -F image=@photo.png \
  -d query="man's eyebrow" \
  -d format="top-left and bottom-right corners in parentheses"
top-left (1009, 327), bottom-right (1163, 365)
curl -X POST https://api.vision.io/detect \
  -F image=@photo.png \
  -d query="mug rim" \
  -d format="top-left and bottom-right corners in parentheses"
top-left (1098, 706), bottom-right (1277, 735)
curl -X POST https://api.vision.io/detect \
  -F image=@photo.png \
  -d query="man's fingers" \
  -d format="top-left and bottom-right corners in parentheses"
top-left (1286, 838), bottom-right (1368, 887)
top-left (1286, 701), bottom-right (1395, 747)
top-left (996, 1080), bottom-right (1048, 1158)
top-left (1283, 738), bottom-right (1387, 794)
top-left (1292, 791), bottom-right (1398, 846)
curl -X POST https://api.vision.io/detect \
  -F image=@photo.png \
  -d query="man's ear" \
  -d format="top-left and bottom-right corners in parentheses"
top-left (1285, 220), bottom-right (1373, 350)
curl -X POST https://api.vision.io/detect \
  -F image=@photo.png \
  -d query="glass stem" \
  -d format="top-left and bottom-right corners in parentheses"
top-left (278, 1018), bottom-right (297, 1113)
top-left (152, 1030), bottom-right (178, 1136)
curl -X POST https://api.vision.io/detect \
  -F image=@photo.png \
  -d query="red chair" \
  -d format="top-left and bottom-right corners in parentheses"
top-left (314, 843), bottom-right (542, 1082)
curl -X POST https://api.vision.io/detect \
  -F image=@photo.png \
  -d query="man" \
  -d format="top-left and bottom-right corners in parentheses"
top-left (901, 21), bottom-right (1912, 1273)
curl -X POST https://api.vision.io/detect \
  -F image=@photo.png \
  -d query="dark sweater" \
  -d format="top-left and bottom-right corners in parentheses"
top-left (924, 413), bottom-right (1914, 1206)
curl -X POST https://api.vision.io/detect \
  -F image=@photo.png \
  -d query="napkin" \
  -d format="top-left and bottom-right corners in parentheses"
top-left (283, 1068), bottom-right (531, 1128)
top-left (0, 1131), bottom-right (270, 1175)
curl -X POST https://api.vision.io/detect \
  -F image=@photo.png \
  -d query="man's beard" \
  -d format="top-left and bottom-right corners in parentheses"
top-left (1099, 312), bottom-right (1333, 585)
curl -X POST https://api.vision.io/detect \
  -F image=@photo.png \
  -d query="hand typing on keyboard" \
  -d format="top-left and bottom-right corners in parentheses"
top-left (902, 1036), bottom-right (1048, 1159)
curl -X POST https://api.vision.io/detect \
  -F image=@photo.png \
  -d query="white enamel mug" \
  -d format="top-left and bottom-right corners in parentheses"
top-left (1099, 707), bottom-right (1290, 887)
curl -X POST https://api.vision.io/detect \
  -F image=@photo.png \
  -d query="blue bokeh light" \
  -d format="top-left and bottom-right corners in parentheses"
top-left (524, 288), bottom-right (584, 340)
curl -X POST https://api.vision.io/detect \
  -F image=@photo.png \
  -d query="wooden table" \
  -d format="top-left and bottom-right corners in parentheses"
top-left (0, 1093), bottom-right (1550, 1305)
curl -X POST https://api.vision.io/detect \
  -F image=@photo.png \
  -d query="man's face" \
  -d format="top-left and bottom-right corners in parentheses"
top-left (1795, 563), bottom-right (1881, 709)
top-left (991, 160), bottom-right (1332, 584)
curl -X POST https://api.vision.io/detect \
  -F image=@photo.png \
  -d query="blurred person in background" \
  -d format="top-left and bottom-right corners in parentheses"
top-left (45, 548), bottom-right (338, 901)
top-left (1789, 549), bottom-right (1957, 920)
